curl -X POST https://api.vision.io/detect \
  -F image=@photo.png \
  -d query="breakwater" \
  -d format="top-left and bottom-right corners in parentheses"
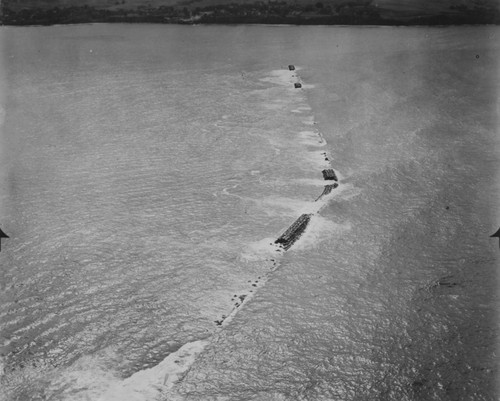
top-left (322, 168), bottom-right (338, 181)
top-left (216, 66), bottom-right (341, 329)
top-left (275, 214), bottom-right (313, 250)
top-left (272, 75), bottom-right (339, 250)
top-left (315, 183), bottom-right (339, 201)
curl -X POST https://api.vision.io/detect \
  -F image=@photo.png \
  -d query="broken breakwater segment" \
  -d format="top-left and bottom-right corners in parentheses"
top-left (315, 183), bottom-right (339, 202)
top-left (275, 213), bottom-right (313, 250)
top-left (322, 168), bottom-right (338, 181)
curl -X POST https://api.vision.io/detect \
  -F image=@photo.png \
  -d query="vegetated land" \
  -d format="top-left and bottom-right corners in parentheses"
top-left (1, 0), bottom-right (499, 25)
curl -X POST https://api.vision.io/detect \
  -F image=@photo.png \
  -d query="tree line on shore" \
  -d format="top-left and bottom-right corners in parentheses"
top-left (1, 1), bottom-right (499, 26)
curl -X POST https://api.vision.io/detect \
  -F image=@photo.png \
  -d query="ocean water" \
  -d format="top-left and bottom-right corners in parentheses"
top-left (0, 24), bottom-right (499, 401)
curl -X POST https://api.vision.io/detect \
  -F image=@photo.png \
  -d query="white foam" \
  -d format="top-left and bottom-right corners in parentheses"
top-left (298, 131), bottom-right (326, 147)
top-left (259, 69), bottom-right (297, 87)
top-left (263, 101), bottom-right (287, 110)
top-left (292, 178), bottom-right (332, 187)
top-left (241, 237), bottom-right (282, 262)
top-left (301, 150), bottom-right (331, 170)
top-left (218, 290), bottom-right (256, 328)
top-left (301, 116), bottom-right (315, 125)
top-left (292, 215), bottom-right (351, 252)
top-left (296, 106), bottom-right (312, 111)
top-left (298, 130), bottom-right (317, 136)
top-left (331, 182), bottom-right (362, 201)
top-left (37, 341), bottom-right (211, 401)
top-left (256, 196), bottom-right (315, 217)
top-left (98, 340), bottom-right (209, 401)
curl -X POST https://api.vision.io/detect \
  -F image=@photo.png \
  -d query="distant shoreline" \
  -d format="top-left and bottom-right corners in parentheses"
top-left (3, 19), bottom-right (499, 27)
top-left (2, 4), bottom-right (499, 27)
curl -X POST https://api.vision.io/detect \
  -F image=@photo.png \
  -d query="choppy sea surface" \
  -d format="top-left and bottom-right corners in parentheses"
top-left (0, 24), bottom-right (499, 401)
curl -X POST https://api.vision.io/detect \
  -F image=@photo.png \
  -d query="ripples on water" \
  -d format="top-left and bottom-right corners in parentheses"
top-left (0, 25), bottom-right (334, 399)
top-left (0, 24), bottom-right (499, 401)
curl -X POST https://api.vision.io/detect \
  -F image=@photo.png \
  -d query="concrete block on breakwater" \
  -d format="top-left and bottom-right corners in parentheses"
top-left (315, 183), bottom-right (338, 201)
top-left (322, 169), bottom-right (338, 181)
top-left (275, 214), bottom-right (312, 250)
